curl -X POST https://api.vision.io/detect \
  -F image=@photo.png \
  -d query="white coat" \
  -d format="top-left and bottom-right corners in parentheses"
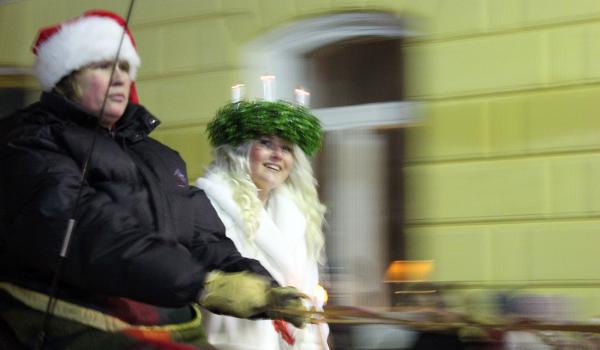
top-left (196, 171), bottom-right (329, 350)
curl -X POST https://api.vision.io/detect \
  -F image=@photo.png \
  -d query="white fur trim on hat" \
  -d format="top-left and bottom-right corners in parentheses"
top-left (34, 16), bottom-right (140, 91)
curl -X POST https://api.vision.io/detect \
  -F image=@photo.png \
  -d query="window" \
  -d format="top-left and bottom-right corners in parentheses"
top-left (0, 70), bottom-right (39, 119)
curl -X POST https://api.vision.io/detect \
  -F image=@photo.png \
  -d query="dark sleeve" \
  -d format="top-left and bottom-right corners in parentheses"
top-left (0, 128), bottom-right (207, 307)
top-left (188, 187), bottom-right (277, 285)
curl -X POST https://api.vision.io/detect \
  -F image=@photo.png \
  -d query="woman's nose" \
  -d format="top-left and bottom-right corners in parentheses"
top-left (112, 66), bottom-right (126, 83)
top-left (270, 147), bottom-right (284, 159)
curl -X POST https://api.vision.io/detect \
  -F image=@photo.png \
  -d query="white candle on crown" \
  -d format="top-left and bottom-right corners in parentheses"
top-left (231, 83), bottom-right (244, 103)
top-left (294, 87), bottom-right (310, 107)
top-left (260, 75), bottom-right (276, 101)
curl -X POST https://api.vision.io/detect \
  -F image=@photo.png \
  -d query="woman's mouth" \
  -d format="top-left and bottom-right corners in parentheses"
top-left (264, 163), bottom-right (281, 171)
top-left (109, 93), bottom-right (126, 102)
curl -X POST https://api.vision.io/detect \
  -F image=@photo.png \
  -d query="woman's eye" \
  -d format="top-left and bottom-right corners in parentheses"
top-left (96, 62), bottom-right (113, 70)
top-left (259, 139), bottom-right (272, 147)
top-left (282, 145), bottom-right (292, 153)
top-left (118, 61), bottom-right (130, 73)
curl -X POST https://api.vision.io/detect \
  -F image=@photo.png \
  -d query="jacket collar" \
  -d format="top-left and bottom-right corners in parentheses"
top-left (39, 92), bottom-right (161, 142)
top-left (40, 91), bottom-right (97, 127)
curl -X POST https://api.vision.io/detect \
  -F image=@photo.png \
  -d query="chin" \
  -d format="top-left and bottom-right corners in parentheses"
top-left (268, 181), bottom-right (285, 191)
top-left (100, 113), bottom-right (124, 128)
top-left (106, 107), bottom-right (126, 119)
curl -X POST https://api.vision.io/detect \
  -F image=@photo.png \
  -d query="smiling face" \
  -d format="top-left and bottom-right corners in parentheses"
top-left (75, 60), bottom-right (131, 129)
top-left (249, 135), bottom-right (295, 202)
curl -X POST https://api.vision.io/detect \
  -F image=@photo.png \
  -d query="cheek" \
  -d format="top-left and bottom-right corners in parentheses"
top-left (81, 77), bottom-right (107, 103)
top-left (90, 76), bottom-right (108, 96)
top-left (249, 148), bottom-right (262, 175)
top-left (249, 146), bottom-right (267, 166)
top-left (283, 156), bottom-right (295, 174)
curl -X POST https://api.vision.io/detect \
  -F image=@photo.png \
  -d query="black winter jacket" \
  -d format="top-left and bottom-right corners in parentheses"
top-left (0, 92), bottom-right (271, 319)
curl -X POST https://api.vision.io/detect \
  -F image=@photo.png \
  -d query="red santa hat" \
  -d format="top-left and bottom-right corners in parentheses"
top-left (32, 9), bottom-right (141, 104)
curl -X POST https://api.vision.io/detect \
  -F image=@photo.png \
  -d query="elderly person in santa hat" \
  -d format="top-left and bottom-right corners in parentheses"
top-left (0, 9), bottom-right (307, 349)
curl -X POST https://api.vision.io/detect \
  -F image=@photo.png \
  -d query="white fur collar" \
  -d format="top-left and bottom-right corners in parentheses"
top-left (196, 171), bottom-right (308, 287)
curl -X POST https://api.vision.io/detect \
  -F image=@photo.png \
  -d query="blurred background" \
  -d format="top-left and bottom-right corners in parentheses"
top-left (2, 0), bottom-right (600, 348)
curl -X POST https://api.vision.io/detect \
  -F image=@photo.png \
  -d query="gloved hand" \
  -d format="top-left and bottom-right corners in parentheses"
top-left (199, 271), bottom-right (310, 328)
top-left (266, 286), bottom-right (309, 328)
top-left (199, 270), bottom-right (270, 318)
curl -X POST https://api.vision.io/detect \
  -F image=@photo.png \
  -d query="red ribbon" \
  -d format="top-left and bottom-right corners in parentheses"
top-left (273, 320), bottom-right (295, 345)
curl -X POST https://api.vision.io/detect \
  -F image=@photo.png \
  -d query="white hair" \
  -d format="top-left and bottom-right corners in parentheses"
top-left (207, 140), bottom-right (327, 264)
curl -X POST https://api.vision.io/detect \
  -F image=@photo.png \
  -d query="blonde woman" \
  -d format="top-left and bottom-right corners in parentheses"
top-left (197, 101), bottom-right (329, 349)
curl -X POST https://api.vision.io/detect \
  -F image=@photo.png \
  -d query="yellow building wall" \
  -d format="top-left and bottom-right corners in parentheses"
top-left (400, 0), bottom-right (600, 319)
top-left (2, 0), bottom-right (600, 318)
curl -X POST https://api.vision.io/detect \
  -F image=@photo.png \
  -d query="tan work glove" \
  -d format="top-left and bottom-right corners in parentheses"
top-left (199, 270), bottom-right (270, 318)
top-left (200, 271), bottom-right (309, 328)
top-left (266, 286), bottom-right (310, 329)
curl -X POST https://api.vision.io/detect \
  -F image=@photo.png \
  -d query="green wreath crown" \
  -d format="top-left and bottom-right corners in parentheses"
top-left (207, 100), bottom-right (323, 156)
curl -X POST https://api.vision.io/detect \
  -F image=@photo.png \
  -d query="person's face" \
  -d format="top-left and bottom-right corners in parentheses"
top-left (75, 60), bottom-right (131, 128)
top-left (249, 135), bottom-right (295, 196)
